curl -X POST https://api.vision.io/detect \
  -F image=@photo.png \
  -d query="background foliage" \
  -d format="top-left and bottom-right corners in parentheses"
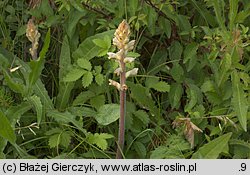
top-left (0, 0), bottom-right (250, 159)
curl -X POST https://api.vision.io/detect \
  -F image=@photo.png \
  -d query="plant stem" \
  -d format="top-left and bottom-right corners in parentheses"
top-left (116, 59), bottom-right (126, 159)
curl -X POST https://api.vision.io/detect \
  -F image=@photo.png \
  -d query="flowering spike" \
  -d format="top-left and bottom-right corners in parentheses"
top-left (26, 19), bottom-right (40, 60)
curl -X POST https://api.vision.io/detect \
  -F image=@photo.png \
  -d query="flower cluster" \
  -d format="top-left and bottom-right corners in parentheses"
top-left (26, 18), bottom-right (40, 60)
top-left (108, 20), bottom-right (138, 90)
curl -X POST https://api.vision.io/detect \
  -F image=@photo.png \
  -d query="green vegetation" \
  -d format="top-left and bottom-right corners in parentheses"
top-left (0, 0), bottom-right (249, 159)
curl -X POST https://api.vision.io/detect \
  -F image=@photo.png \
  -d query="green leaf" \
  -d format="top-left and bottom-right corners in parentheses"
top-left (95, 104), bottom-right (120, 125)
top-left (95, 74), bottom-right (104, 86)
top-left (159, 17), bottom-right (171, 38)
top-left (170, 63), bottom-right (184, 83)
top-left (192, 133), bottom-right (232, 159)
top-left (3, 70), bottom-right (25, 94)
top-left (0, 111), bottom-right (16, 144)
top-left (183, 43), bottom-right (198, 64)
top-left (63, 68), bottom-right (86, 82)
top-left (56, 36), bottom-right (75, 111)
top-left (151, 81), bottom-right (170, 92)
top-left (72, 91), bottom-right (95, 106)
top-left (26, 95), bottom-right (43, 125)
top-left (87, 133), bottom-right (113, 151)
top-left (90, 95), bottom-right (105, 110)
top-left (29, 29), bottom-right (51, 86)
top-left (231, 71), bottom-right (248, 131)
top-left (47, 110), bottom-right (86, 134)
top-left (133, 110), bottom-right (149, 127)
top-left (169, 83), bottom-right (183, 109)
top-left (169, 41), bottom-right (183, 61)
top-left (147, 50), bottom-right (168, 75)
top-left (82, 72), bottom-right (93, 88)
top-left (185, 84), bottom-right (202, 112)
top-left (134, 141), bottom-right (147, 158)
top-left (229, 0), bottom-right (239, 31)
top-left (77, 59), bottom-right (92, 71)
top-left (47, 129), bottom-right (72, 149)
top-left (72, 30), bottom-right (114, 61)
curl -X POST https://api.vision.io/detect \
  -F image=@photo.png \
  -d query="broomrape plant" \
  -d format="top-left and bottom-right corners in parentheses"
top-left (108, 20), bottom-right (138, 159)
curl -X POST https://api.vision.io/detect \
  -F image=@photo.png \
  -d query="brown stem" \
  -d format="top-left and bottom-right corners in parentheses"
top-left (116, 58), bottom-right (126, 159)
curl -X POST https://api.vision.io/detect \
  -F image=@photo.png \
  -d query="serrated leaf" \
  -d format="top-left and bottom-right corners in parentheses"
top-left (77, 58), bottom-right (92, 71)
top-left (95, 104), bottom-right (120, 125)
top-left (47, 110), bottom-right (86, 134)
top-left (133, 110), bottom-right (150, 126)
top-left (27, 95), bottom-right (43, 125)
top-left (72, 91), bottom-right (95, 106)
top-left (48, 134), bottom-right (59, 148)
top-left (169, 41), bottom-right (183, 61)
top-left (151, 81), bottom-right (170, 92)
top-left (48, 130), bottom-right (72, 148)
top-left (231, 71), bottom-right (248, 131)
top-left (170, 63), bottom-right (184, 83)
top-left (0, 111), bottom-right (16, 144)
top-left (183, 43), bottom-right (198, 64)
top-left (169, 83), bottom-right (183, 109)
top-left (90, 95), bottom-right (105, 110)
top-left (185, 84), bottom-right (201, 112)
top-left (134, 141), bottom-right (147, 158)
top-left (95, 74), bottom-right (104, 85)
top-left (93, 38), bottom-right (107, 48)
top-left (87, 133), bottom-right (113, 150)
top-left (192, 133), bottom-right (232, 159)
top-left (63, 68), bottom-right (86, 82)
top-left (82, 72), bottom-right (93, 88)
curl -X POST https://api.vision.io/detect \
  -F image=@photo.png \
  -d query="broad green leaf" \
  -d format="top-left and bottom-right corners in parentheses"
top-left (26, 95), bottom-right (43, 125)
top-left (134, 141), bottom-right (147, 158)
top-left (82, 72), bottom-right (93, 88)
top-left (29, 29), bottom-right (50, 86)
top-left (90, 95), bottom-right (105, 110)
top-left (72, 30), bottom-right (114, 61)
top-left (169, 41), bottom-right (183, 61)
top-left (151, 81), bottom-right (170, 92)
top-left (169, 83), bottom-right (183, 109)
top-left (56, 36), bottom-right (74, 110)
top-left (47, 110), bottom-right (86, 134)
top-left (133, 110), bottom-right (149, 127)
top-left (77, 58), bottom-right (92, 71)
top-left (231, 71), bottom-right (248, 131)
top-left (183, 43), bottom-right (198, 64)
top-left (95, 104), bottom-right (120, 125)
top-left (159, 17), bottom-right (171, 38)
top-left (95, 74), bottom-right (104, 86)
top-left (47, 128), bottom-right (72, 148)
top-left (0, 111), bottom-right (16, 144)
top-left (65, 9), bottom-right (86, 39)
top-left (3, 70), bottom-right (25, 94)
top-left (6, 102), bottom-right (33, 125)
top-left (192, 133), bottom-right (232, 159)
top-left (72, 91), bottom-right (95, 106)
top-left (147, 50), bottom-right (168, 75)
top-left (63, 68), bottom-right (86, 82)
top-left (68, 106), bottom-right (97, 117)
top-left (87, 133), bottom-right (113, 151)
top-left (170, 63), bottom-right (184, 83)
top-left (185, 84), bottom-right (202, 112)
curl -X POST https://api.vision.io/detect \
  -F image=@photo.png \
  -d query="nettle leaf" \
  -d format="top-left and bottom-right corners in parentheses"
top-left (192, 133), bottom-right (232, 159)
top-left (95, 104), bottom-right (120, 125)
top-left (87, 133), bottom-right (113, 151)
top-left (77, 58), bottom-right (92, 71)
top-left (185, 84), bottom-right (202, 112)
top-left (151, 81), bottom-right (170, 92)
top-left (231, 71), bottom-right (248, 131)
top-left (64, 68), bottom-right (86, 82)
top-left (95, 74), bottom-right (104, 86)
top-left (169, 83), bottom-right (183, 109)
top-left (0, 111), bottom-right (16, 144)
top-left (82, 72), bottom-right (93, 88)
top-left (169, 41), bottom-right (183, 61)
